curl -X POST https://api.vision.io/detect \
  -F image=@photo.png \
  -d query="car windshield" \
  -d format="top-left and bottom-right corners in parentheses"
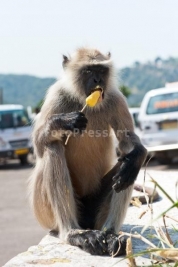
top-left (0, 109), bottom-right (31, 129)
top-left (146, 92), bottom-right (178, 114)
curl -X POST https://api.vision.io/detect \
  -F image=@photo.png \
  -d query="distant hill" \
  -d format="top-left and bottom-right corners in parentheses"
top-left (120, 57), bottom-right (178, 106)
top-left (0, 57), bottom-right (178, 108)
top-left (0, 74), bottom-right (56, 107)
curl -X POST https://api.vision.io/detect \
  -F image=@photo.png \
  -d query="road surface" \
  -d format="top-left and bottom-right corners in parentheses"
top-left (0, 160), bottom-right (46, 266)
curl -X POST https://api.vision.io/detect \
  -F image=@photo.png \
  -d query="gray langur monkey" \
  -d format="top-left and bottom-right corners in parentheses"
top-left (29, 48), bottom-right (147, 256)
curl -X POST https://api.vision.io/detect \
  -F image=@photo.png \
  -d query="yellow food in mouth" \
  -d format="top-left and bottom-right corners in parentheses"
top-left (86, 90), bottom-right (101, 107)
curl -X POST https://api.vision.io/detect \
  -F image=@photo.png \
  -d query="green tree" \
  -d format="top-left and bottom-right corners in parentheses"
top-left (36, 99), bottom-right (44, 109)
top-left (119, 85), bottom-right (131, 98)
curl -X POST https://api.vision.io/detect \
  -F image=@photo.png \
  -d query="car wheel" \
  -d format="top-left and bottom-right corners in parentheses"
top-left (19, 154), bottom-right (28, 165)
top-left (157, 156), bottom-right (172, 165)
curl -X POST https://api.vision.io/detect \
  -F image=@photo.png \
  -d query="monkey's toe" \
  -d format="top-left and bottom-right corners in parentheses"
top-left (106, 233), bottom-right (127, 256)
top-left (67, 229), bottom-right (107, 255)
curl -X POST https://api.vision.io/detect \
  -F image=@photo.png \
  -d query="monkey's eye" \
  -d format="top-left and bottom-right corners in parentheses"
top-left (83, 69), bottom-right (92, 74)
top-left (100, 67), bottom-right (108, 73)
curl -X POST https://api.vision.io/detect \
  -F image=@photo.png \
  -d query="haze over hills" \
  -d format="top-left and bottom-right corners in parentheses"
top-left (0, 57), bottom-right (178, 108)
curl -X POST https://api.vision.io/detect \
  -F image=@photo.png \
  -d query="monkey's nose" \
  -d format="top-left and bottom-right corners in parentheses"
top-left (94, 77), bottom-right (101, 83)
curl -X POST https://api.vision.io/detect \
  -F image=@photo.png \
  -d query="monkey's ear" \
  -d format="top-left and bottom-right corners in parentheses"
top-left (107, 52), bottom-right (111, 59)
top-left (62, 55), bottom-right (69, 68)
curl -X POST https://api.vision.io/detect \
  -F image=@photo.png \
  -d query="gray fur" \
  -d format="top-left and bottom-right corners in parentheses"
top-left (29, 48), bottom-right (146, 245)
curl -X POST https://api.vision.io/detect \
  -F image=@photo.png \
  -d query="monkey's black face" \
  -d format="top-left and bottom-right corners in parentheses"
top-left (78, 64), bottom-right (109, 97)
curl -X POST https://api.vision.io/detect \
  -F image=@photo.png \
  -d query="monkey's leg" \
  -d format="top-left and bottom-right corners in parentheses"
top-left (30, 143), bottom-right (81, 239)
top-left (101, 187), bottom-right (133, 256)
top-left (66, 173), bottom-right (113, 256)
top-left (67, 166), bottom-right (131, 257)
top-left (66, 187), bottom-right (109, 255)
top-left (93, 167), bottom-right (134, 256)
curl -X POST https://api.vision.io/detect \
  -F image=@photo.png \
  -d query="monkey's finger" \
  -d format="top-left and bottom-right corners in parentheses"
top-left (112, 180), bottom-right (126, 193)
top-left (113, 180), bottom-right (130, 193)
top-left (107, 235), bottom-right (127, 256)
top-left (112, 174), bottom-right (120, 182)
top-left (76, 116), bottom-right (88, 123)
top-left (75, 120), bottom-right (88, 127)
top-left (96, 236), bottom-right (108, 253)
top-left (74, 122), bottom-right (87, 130)
top-left (74, 119), bottom-right (88, 125)
top-left (74, 111), bottom-right (87, 120)
top-left (89, 240), bottom-right (101, 255)
top-left (85, 230), bottom-right (108, 255)
top-left (107, 237), bottom-right (119, 256)
top-left (78, 111), bottom-right (86, 117)
top-left (112, 181), bottom-right (120, 191)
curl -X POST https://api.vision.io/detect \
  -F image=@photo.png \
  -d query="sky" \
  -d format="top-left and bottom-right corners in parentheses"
top-left (0, 0), bottom-right (178, 78)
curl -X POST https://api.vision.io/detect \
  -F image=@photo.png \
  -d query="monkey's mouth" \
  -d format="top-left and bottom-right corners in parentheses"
top-left (91, 86), bottom-right (104, 101)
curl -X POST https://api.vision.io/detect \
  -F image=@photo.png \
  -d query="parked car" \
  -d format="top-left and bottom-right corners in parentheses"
top-left (0, 104), bottom-right (32, 165)
top-left (128, 107), bottom-right (141, 138)
top-left (138, 87), bottom-right (178, 164)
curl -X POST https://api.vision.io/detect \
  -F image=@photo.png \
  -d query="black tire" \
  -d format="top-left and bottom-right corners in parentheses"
top-left (156, 150), bottom-right (173, 165)
top-left (157, 157), bottom-right (172, 165)
top-left (19, 154), bottom-right (28, 165)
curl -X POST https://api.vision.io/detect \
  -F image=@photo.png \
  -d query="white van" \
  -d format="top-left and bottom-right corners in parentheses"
top-left (138, 87), bottom-right (178, 164)
top-left (0, 105), bottom-right (32, 164)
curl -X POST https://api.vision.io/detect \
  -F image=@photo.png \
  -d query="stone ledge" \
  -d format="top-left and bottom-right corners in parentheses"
top-left (4, 225), bottom-right (177, 267)
top-left (4, 234), bottom-right (127, 267)
top-left (3, 234), bottom-right (144, 267)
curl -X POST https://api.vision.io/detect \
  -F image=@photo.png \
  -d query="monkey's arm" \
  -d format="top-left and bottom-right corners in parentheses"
top-left (110, 93), bottom-right (147, 192)
top-left (33, 111), bottom-right (87, 157)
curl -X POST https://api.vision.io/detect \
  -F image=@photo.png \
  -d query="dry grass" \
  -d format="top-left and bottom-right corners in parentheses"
top-left (119, 158), bottom-right (178, 266)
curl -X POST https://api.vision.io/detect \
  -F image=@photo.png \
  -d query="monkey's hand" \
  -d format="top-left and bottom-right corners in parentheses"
top-left (112, 144), bottom-right (147, 193)
top-left (49, 111), bottom-right (88, 133)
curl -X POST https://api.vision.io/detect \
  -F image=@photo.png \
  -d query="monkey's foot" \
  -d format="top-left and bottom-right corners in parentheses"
top-left (106, 232), bottom-right (127, 256)
top-left (67, 229), bottom-right (108, 255)
top-left (67, 229), bottom-right (127, 256)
